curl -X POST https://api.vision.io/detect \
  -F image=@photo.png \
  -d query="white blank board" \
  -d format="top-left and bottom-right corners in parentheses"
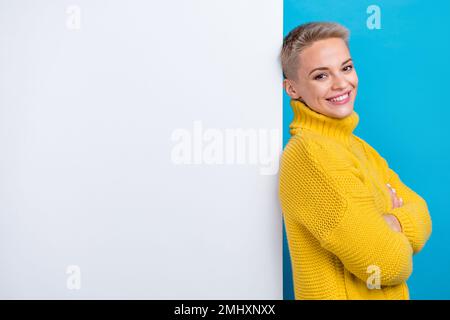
top-left (0, 0), bottom-right (283, 299)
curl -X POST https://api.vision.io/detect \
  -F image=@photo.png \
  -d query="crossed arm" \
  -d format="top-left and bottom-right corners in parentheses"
top-left (279, 137), bottom-right (415, 286)
top-left (358, 137), bottom-right (433, 254)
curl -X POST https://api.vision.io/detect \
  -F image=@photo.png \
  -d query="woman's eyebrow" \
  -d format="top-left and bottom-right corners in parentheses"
top-left (308, 58), bottom-right (353, 76)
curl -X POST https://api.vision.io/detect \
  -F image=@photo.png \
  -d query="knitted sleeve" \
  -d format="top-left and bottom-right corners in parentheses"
top-left (279, 136), bottom-right (413, 286)
top-left (357, 137), bottom-right (432, 254)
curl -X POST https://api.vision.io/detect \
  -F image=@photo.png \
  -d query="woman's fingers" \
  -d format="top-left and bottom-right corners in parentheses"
top-left (393, 189), bottom-right (401, 208)
top-left (386, 183), bottom-right (403, 208)
top-left (386, 183), bottom-right (396, 208)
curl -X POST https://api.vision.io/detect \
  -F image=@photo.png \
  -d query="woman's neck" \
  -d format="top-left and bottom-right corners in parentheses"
top-left (289, 99), bottom-right (359, 145)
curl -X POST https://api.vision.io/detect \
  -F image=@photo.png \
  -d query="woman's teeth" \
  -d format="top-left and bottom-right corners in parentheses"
top-left (327, 92), bottom-right (349, 102)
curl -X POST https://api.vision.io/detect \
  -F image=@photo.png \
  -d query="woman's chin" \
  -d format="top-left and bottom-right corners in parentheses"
top-left (322, 102), bottom-right (354, 119)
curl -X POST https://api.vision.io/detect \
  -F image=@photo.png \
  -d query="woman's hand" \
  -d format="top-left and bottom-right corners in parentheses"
top-left (383, 214), bottom-right (402, 232)
top-left (382, 183), bottom-right (403, 232)
top-left (386, 183), bottom-right (403, 208)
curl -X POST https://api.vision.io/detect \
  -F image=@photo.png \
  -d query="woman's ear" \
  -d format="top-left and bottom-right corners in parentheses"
top-left (283, 79), bottom-right (301, 100)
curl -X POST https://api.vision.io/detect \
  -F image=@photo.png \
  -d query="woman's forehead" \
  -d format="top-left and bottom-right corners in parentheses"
top-left (299, 38), bottom-right (351, 69)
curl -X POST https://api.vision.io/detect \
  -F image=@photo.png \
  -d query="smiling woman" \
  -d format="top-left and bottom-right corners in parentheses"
top-left (278, 22), bottom-right (432, 300)
top-left (281, 23), bottom-right (358, 119)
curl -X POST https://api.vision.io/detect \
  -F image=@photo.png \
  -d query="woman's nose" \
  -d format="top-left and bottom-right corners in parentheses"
top-left (331, 75), bottom-right (348, 90)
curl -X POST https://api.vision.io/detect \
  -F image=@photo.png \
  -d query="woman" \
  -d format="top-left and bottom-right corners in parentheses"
top-left (278, 22), bottom-right (432, 300)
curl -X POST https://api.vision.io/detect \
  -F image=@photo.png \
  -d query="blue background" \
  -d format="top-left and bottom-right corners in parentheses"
top-left (283, 0), bottom-right (450, 300)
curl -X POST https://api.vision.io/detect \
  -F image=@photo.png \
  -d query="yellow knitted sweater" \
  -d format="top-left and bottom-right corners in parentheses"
top-left (278, 99), bottom-right (432, 300)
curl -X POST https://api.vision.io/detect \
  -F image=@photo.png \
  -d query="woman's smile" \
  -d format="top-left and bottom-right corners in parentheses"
top-left (326, 90), bottom-right (352, 106)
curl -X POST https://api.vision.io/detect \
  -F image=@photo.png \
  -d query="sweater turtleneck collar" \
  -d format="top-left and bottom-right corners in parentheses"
top-left (289, 99), bottom-right (359, 145)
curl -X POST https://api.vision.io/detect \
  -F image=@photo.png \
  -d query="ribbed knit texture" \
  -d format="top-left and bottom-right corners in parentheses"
top-left (279, 99), bottom-right (432, 300)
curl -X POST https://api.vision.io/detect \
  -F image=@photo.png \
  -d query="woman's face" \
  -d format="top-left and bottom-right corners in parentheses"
top-left (284, 37), bottom-right (358, 119)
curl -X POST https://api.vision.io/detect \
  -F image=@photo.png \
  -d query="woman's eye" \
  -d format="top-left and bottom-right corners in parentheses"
top-left (314, 73), bottom-right (327, 80)
top-left (343, 65), bottom-right (353, 72)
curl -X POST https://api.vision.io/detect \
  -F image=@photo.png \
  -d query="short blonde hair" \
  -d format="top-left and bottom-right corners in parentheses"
top-left (280, 22), bottom-right (350, 81)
